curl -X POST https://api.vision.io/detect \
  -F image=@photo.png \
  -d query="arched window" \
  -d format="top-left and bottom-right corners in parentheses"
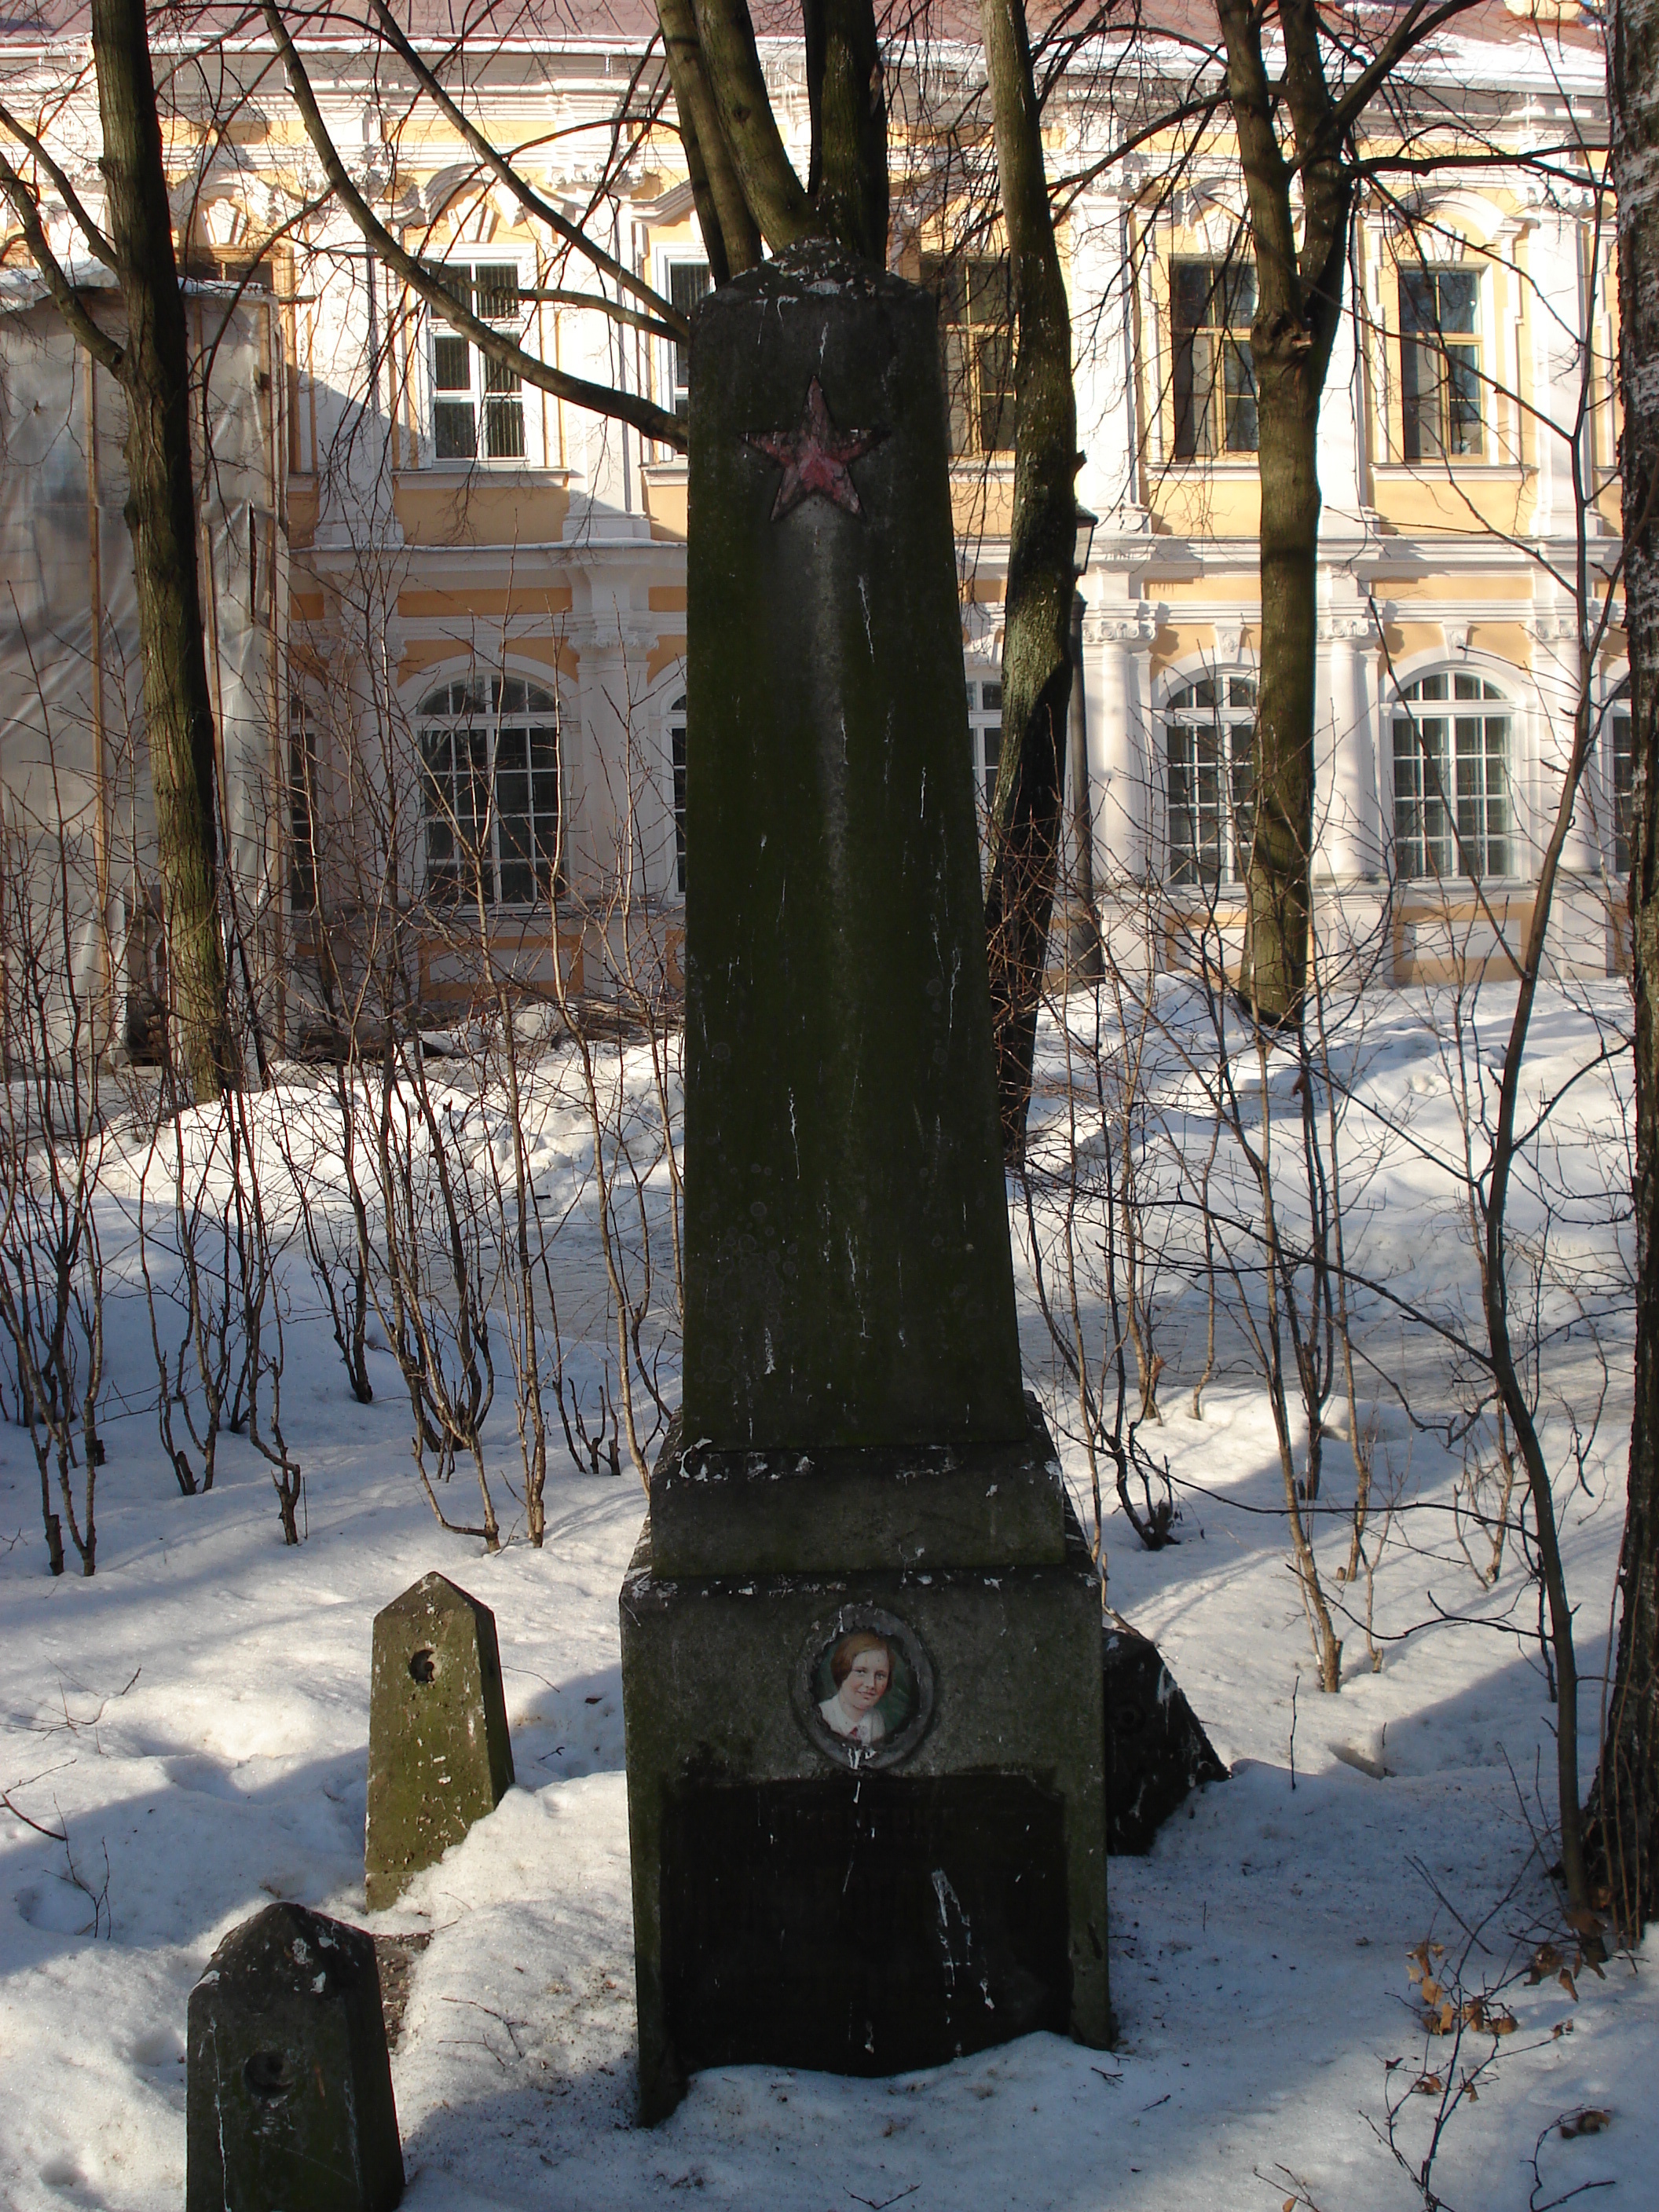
top-left (668, 693), bottom-right (687, 892)
top-left (419, 675), bottom-right (561, 905)
top-left (1164, 673), bottom-right (1256, 885)
top-left (1392, 671), bottom-right (1511, 881)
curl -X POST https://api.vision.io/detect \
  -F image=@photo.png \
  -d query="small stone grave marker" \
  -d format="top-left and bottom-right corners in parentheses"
top-left (1102, 1619), bottom-right (1228, 1852)
top-left (365, 1571), bottom-right (514, 1910)
top-left (185, 1901), bottom-right (403, 2212)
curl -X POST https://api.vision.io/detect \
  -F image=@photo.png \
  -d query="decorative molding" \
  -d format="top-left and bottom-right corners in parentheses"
top-left (1318, 613), bottom-right (1375, 645)
top-left (1529, 609), bottom-right (1583, 645)
top-left (1082, 606), bottom-right (1160, 649)
top-left (1441, 621), bottom-right (1470, 656)
top-left (564, 616), bottom-right (660, 654)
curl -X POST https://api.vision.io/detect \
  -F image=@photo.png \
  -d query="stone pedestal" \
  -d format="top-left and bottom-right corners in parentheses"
top-left (621, 242), bottom-right (1110, 2121)
top-left (623, 1402), bottom-right (1108, 2119)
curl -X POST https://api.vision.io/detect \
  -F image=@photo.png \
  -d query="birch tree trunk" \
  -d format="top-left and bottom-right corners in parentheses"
top-left (980, 0), bottom-right (1079, 1160)
top-left (1588, 0), bottom-right (1659, 1937)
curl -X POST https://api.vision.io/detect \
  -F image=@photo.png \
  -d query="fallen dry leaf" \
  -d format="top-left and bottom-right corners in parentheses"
top-left (1560, 2108), bottom-right (1612, 2141)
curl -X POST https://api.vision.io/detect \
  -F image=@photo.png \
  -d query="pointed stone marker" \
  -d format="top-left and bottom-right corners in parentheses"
top-left (364, 1572), bottom-right (514, 1910)
top-left (186, 1902), bottom-right (403, 2212)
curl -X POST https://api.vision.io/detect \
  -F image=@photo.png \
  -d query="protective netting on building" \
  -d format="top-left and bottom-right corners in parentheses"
top-left (0, 269), bottom-right (283, 1062)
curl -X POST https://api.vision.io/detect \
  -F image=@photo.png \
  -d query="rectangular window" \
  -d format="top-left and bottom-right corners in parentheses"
top-left (668, 262), bottom-right (712, 416)
top-left (967, 678), bottom-right (1003, 815)
top-left (430, 262), bottom-right (526, 462)
top-left (1172, 262), bottom-right (1258, 460)
top-left (922, 255), bottom-right (1014, 457)
top-left (1613, 705), bottom-right (1634, 874)
top-left (669, 694), bottom-right (687, 893)
top-left (288, 694), bottom-right (318, 911)
top-left (1401, 269), bottom-right (1483, 462)
top-left (1392, 672), bottom-right (1512, 879)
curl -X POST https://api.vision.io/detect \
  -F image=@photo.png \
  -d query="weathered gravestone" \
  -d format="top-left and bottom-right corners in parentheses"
top-left (364, 1572), bottom-right (513, 1910)
top-left (186, 1902), bottom-right (403, 2212)
top-left (620, 240), bottom-right (1111, 2122)
top-left (1102, 1620), bottom-right (1228, 1854)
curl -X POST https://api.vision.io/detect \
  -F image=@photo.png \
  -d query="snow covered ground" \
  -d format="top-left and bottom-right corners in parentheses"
top-left (0, 982), bottom-right (1653, 2211)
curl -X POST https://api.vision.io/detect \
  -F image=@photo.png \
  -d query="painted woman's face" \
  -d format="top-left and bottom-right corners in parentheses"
top-left (843, 1646), bottom-right (891, 1713)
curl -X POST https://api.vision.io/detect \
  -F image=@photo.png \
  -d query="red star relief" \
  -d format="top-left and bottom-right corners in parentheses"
top-left (745, 376), bottom-right (887, 520)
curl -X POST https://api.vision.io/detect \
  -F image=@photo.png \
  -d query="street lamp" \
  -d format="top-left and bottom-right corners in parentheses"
top-left (1073, 503), bottom-right (1099, 580)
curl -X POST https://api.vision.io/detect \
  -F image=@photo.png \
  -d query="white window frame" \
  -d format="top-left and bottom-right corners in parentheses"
top-left (653, 254), bottom-right (712, 423)
top-left (1162, 670), bottom-right (1258, 888)
top-left (965, 668), bottom-right (1004, 826)
top-left (1398, 263), bottom-right (1486, 464)
top-left (1601, 673), bottom-right (1634, 876)
top-left (426, 258), bottom-right (538, 468)
top-left (666, 687), bottom-right (688, 895)
top-left (1390, 667), bottom-right (1517, 883)
top-left (416, 670), bottom-right (566, 906)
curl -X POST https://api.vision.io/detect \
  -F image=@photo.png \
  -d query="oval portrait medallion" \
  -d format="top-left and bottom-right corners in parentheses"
top-left (793, 1605), bottom-right (936, 1771)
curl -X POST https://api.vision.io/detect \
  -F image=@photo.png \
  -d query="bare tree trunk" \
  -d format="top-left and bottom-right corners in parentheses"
top-left (804, 0), bottom-right (888, 263)
top-left (92, 0), bottom-right (233, 1101)
top-left (1588, 0), bottom-right (1659, 1938)
top-left (980, 0), bottom-right (1079, 1162)
top-left (1215, 0), bottom-right (1352, 1033)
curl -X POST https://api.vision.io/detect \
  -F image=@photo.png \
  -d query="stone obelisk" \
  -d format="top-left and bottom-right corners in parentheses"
top-left (620, 241), bottom-right (1108, 2122)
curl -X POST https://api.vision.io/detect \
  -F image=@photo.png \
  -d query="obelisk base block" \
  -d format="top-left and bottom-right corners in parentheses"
top-left (620, 1426), bottom-right (1111, 2122)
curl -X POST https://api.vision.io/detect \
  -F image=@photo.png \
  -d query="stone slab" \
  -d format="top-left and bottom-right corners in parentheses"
top-left (185, 1902), bottom-right (403, 2212)
top-left (365, 1572), bottom-right (514, 1911)
top-left (619, 1501), bottom-right (1111, 2121)
top-left (649, 1393), bottom-right (1068, 1576)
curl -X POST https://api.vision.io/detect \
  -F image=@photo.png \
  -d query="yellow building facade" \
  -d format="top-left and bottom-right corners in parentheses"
top-left (0, 5), bottom-right (1624, 1042)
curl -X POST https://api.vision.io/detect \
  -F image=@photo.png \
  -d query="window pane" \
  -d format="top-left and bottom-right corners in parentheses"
top-left (1401, 271), bottom-right (1434, 335)
top-left (1174, 262), bottom-right (1213, 332)
top-left (976, 331), bottom-right (1015, 452)
top-left (669, 262), bottom-right (712, 410)
top-left (1173, 328), bottom-right (1210, 460)
top-left (433, 335), bottom-right (471, 391)
top-left (671, 709), bottom-right (687, 893)
top-left (431, 265), bottom-right (472, 322)
top-left (941, 327), bottom-right (973, 456)
top-left (1222, 338), bottom-right (1258, 452)
top-left (434, 400), bottom-right (477, 460)
top-left (289, 701), bottom-right (318, 910)
top-left (485, 397), bottom-right (526, 459)
top-left (1437, 271), bottom-right (1478, 334)
top-left (1447, 346), bottom-right (1482, 455)
top-left (1401, 339), bottom-right (1434, 460)
top-left (483, 353), bottom-right (522, 396)
top-left (474, 265), bottom-right (519, 321)
top-left (967, 258), bottom-right (1011, 327)
top-left (1613, 712), bottom-right (1634, 873)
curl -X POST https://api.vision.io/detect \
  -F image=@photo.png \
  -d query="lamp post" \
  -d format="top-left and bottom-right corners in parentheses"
top-left (1069, 506), bottom-right (1102, 980)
